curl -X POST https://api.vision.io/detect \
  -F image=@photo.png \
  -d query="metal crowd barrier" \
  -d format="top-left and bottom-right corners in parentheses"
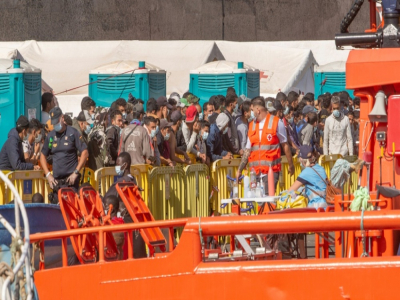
top-left (319, 154), bottom-right (343, 180)
top-left (184, 164), bottom-right (210, 218)
top-left (0, 171), bottom-right (10, 204)
top-left (176, 153), bottom-right (197, 164)
top-left (276, 155), bottom-right (301, 195)
top-left (5, 170), bottom-right (50, 204)
top-left (148, 165), bottom-right (186, 220)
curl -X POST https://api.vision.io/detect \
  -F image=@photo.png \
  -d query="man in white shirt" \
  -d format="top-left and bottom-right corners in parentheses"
top-left (41, 92), bottom-right (55, 125)
top-left (323, 96), bottom-right (353, 156)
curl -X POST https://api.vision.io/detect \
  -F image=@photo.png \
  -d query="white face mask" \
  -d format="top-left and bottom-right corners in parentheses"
top-left (164, 133), bottom-right (170, 141)
top-left (223, 127), bottom-right (229, 134)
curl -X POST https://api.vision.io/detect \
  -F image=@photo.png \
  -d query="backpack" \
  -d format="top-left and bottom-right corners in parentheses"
top-left (88, 111), bottom-right (112, 167)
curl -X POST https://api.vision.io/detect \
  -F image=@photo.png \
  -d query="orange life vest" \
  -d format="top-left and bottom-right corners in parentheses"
top-left (248, 114), bottom-right (281, 174)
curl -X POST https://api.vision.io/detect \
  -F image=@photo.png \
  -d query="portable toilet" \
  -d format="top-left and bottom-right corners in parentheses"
top-left (314, 61), bottom-right (354, 97)
top-left (89, 60), bottom-right (166, 107)
top-left (189, 61), bottom-right (260, 106)
top-left (0, 59), bottom-right (42, 148)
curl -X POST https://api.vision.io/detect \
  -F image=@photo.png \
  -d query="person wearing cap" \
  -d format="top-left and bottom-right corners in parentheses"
top-left (157, 119), bottom-right (175, 166)
top-left (295, 105), bottom-right (314, 137)
top-left (179, 98), bottom-right (190, 116)
top-left (41, 92), bottom-right (56, 125)
top-left (206, 113), bottom-right (233, 162)
top-left (120, 115), bottom-right (154, 166)
top-left (236, 97), bottom-right (294, 195)
top-left (72, 111), bottom-right (92, 147)
top-left (130, 103), bottom-right (145, 125)
top-left (156, 96), bottom-right (173, 121)
top-left (186, 94), bottom-right (200, 105)
top-left (222, 93), bottom-right (241, 155)
top-left (0, 116), bottom-right (41, 171)
top-left (323, 95), bottom-right (353, 156)
top-left (40, 107), bottom-right (88, 203)
top-left (168, 111), bottom-right (192, 165)
top-left (181, 105), bottom-right (207, 163)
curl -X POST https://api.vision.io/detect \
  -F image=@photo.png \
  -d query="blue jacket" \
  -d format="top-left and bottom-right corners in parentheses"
top-left (206, 124), bottom-right (228, 162)
top-left (0, 129), bottom-right (33, 171)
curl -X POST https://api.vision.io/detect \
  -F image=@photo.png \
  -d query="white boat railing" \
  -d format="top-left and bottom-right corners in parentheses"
top-left (0, 171), bottom-right (32, 300)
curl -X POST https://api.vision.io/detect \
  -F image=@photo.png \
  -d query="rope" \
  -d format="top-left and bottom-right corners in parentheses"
top-left (0, 262), bottom-right (14, 300)
top-left (360, 208), bottom-right (369, 257)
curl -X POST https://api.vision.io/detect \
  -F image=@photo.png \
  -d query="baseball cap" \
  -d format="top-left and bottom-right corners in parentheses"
top-left (180, 98), bottom-right (190, 107)
top-left (185, 105), bottom-right (198, 123)
top-left (176, 99), bottom-right (185, 108)
top-left (170, 110), bottom-right (182, 123)
top-left (266, 101), bottom-right (276, 112)
top-left (16, 115), bottom-right (29, 128)
top-left (299, 145), bottom-right (314, 159)
top-left (160, 119), bottom-right (173, 130)
top-left (302, 105), bottom-right (314, 115)
top-left (238, 94), bottom-right (250, 106)
top-left (187, 94), bottom-right (200, 104)
top-left (157, 96), bottom-right (173, 110)
top-left (49, 107), bottom-right (63, 125)
top-left (77, 111), bottom-right (88, 122)
top-left (133, 103), bottom-right (144, 114)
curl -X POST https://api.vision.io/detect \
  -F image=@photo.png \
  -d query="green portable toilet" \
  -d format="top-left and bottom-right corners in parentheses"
top-left (89, 60), bottom-right (166, 107)
top-left (0, 59), bottom-right (42, 148)
top-left (314, 61), bottom-right (354, 97)
top-left (189, 61), bottom-right (260, 107)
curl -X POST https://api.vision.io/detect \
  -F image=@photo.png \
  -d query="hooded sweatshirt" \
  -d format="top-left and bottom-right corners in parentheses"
top-left (0, 129), bottom-right (34, 170)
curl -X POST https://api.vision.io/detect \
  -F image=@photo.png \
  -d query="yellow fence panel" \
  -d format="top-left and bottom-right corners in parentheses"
top-left (149, 166), bottom-right (186, 220)
top-left (6, 171), bottom-right (50, 203)
top-left (0, 171), bottom-right (10, 205)
top-left (184, 164), bottom-right (210, 218)
top-left (80, 168), bottom-right (96, 187)
top-left (276, 156), bottom-right (300, 195)
top-left (176, 153), bottom-right (197, 165)
top-left (319, 154), bottom-right (343, 180)
top-left (210, 159), bottom-right (243, 214)
top-left (131, 165), bottom-right (152, 206)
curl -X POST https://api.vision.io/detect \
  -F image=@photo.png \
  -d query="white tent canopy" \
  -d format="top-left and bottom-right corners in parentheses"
top-left (0, 40), bottom-right (347, 116)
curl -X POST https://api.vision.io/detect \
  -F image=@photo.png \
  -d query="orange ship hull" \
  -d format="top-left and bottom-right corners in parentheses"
top-left (32, 211), bottom-right (400, 299)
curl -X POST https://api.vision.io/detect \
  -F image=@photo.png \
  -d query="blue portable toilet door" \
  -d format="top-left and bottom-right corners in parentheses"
top-left (24, 73), bottom-right (42, 122)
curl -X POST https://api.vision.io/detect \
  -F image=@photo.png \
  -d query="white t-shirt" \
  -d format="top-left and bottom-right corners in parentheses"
top-left (41, 111), bottom-right (50, 125)
top-left (245, 117), bottom-right (287, 149)
top-left (22, 141), bottom-right (33, 157)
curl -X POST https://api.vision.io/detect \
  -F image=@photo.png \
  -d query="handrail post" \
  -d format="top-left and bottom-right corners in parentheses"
top-left (99, 230), bottom-right (104, 262)
top-left (127, 230), bottom-right (134, 259)
top-left (62, 238), bottom-right (68, 267)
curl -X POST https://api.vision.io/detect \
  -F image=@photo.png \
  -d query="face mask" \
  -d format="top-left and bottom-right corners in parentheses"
top-left (223, 127), bottom-right (229, 134)
top-left (288, 117), bottom-right (294, 124)
top-left (164, 133), bottom-right (170, 141)
top-left (235, 104), bottom-right (238, 111)
top-left (167, 109), bottom-right (170, 116)
top-left (23, 134), bottom-right (29, 142)
top-left (115, 164), bottom-right (125, 176)
top-left (151, 129), bottom-right (157, 138)
top-left (54, 121), bottom-right (63, 132)
top-left (91, 113), bottom-right (95, 120)
top-left (208, 113), bottom-right (213, 118)
top-left (35, 134), bottom-right (42, 144)
top-left (85, 125), bottom-right (91, 135)
top-left (333, 110), bottom-right (341, 118)
top-left (122, 113), bottom-right (127, 119)
top-left (283, 106), bottom-right (289, 116)
top-left (156, 126), bottom-right (159, 134)
top-left (313, 127), bottom-right (317, 133)
top-left (202, 132), bottom-right (209, 140)
top-left (199, 112), bottom-right (203, 121)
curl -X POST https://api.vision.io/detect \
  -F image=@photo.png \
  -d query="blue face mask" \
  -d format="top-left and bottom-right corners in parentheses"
top-left (202, 132), bottom-right (209, 140)
top-left (199, 112), bottom-right (203, 121)
top-left (54, 121), bottom-right (63, 132)
top-left (283, 106), bottom-right (290, 116)
top-left (155, 126), bottom-right (159, 134)
top-left (84, 125), bottom-right (91, 135)
top-left (333, 110), bottom-right (341, 118)
top-left (164, 133), bottom-right (170, 141)
top-left (151, 129), bottom-right (157, 138)
top-left (235, 104), bottom-right (239, 111)
top-left (288, 117), bottom-right (294, 124)
top-left (115, 164), bottom-right (125, 176)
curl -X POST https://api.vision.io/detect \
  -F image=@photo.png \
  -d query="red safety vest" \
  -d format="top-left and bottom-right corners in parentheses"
top-left (248, 114), bottom-right (281, 174)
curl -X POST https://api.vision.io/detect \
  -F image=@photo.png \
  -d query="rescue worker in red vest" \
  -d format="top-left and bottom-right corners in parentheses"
top-left (236, 97), bottom-right (294, 195)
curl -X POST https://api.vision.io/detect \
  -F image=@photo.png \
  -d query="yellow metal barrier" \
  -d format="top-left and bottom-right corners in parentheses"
top-left (80, 168), bottom-right (96, 187)
top-left (177, 153), bottom-right (197, 164)
top-left (318, 154), bottom-right (343, 180)
top-left (276, 156), bottom-right (300, 195)
top-left (149, 166), bottom-right (186, 220)
top-left (0, 171), bottom-right (11, 205)
top-left (210, 159), bottom-right (243, 214)
top-left (6, 171), bottom-right (50, 203)
top-left (131, 165), bottom-right (152, 206)
top-left (184, 164), bottom-right (210, 217)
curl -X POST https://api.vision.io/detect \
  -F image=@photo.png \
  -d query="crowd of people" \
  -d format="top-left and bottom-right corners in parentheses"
top-left (0, 88), bottom-right (360, 208)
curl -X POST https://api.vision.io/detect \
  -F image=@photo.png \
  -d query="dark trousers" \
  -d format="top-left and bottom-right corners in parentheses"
top-left (50, 174), bottom-right (81, 204)
top-left (259, 172), bottom-right (280, 196)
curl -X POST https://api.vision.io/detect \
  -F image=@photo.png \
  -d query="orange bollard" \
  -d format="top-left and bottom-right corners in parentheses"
top-left (268, 167), bottom-right (275, 196)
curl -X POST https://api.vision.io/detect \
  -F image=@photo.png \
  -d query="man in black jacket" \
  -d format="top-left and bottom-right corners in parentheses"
top-left (0, 116), bottom-right (41, 171)
top-left (105, 110), bottom-right (123, 166)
